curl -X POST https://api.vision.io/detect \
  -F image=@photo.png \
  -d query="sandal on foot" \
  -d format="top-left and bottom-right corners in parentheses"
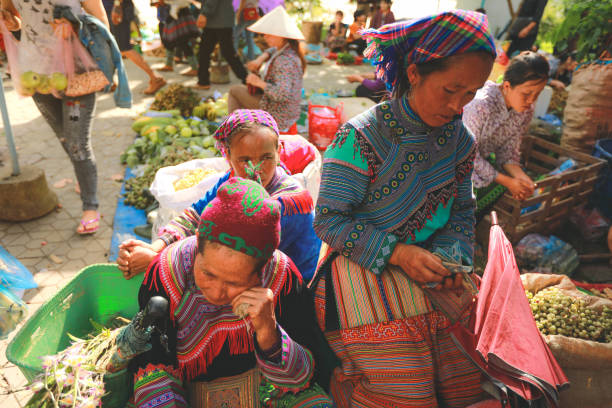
top-left (143, 77), bottom-right (167, 95)
top-left (78, 214), bottom-right (100, 235)
top-left (193, 83), bottom-right (210, 90)
top-left (157, 65), bottom-right (174, 72)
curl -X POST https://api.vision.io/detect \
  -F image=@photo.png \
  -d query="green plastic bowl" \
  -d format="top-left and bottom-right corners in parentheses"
top-left (6, 264), bottom-right (144, 407)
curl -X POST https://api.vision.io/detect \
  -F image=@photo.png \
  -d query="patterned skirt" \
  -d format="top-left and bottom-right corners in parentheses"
top-left (129, 364), bottom-right (334, 408)
top-left (313, 249), bottom-right (482, 408)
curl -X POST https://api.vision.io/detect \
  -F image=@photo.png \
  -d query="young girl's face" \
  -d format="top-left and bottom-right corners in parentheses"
top-left (380, 1), bottom-right (390, 12)
top-left (227, 126), bottom-right (280, 187)
top-left (335, 13), bottom-right (343, 23)
top-left (502, 79), bottom-right (547, 113)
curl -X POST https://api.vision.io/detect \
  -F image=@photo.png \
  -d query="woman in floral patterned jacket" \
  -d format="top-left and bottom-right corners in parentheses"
top-left (463, 51), bottom-right (549, 217)
top-left (227, 6), bottom-right (305, 132)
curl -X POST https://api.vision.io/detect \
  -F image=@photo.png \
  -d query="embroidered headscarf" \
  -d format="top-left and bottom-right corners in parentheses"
top-left (361, 10), bottom-right (496, 91)
top-left (197, 177), bottom-right (281, 260)
top-left (213, 109), bottom-right (279, 156)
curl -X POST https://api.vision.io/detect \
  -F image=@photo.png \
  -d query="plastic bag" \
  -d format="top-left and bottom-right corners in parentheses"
top-left (515, 234), bottom-right (579, 276)
top-left (0, 246), bottom-right (38, 291)
top-left (0, 285), bottom-right (27, 340)
top-left (52, 22), bottom-right (109, 98)
top-left (150, 158), bottom-right (229, 239)
top-left (308, 103), bottom-right (344, 151)
top-left (0, 20), bottom-right (29, 96)
top-left (279, 134), bottom-right (323, 204)
top-left (569, 204), bottom-right (610, 241)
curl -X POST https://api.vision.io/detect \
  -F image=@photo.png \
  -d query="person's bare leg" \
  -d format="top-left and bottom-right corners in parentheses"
top-left (122, 50), bottom-right (166, 94)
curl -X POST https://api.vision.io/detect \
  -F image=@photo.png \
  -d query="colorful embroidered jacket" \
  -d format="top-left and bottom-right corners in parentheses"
top-left (129, 237), bottom-right (333, 407)
top-left (158, 167), bottom-right (321, 281)
top-left (313, 95), bottom-right (476, 275)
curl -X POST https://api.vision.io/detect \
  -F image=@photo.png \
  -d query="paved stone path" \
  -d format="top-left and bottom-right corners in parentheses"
top-left (0, 53), bottom-right (371, 406)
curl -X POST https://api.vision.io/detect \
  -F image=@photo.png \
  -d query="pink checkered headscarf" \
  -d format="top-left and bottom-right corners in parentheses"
top-left (213, 109), bottom-right (280, 156)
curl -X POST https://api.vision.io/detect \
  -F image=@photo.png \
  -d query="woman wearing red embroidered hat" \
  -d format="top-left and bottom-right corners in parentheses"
top-left (117, 109), bottom-right (321, 283)
top-left (312, 10), bottom-right (496, 407)
top-left (128, 177), bottom-right (335, 407)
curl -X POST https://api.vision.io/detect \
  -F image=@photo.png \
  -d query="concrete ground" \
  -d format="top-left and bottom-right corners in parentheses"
top-left (0, 52), bottom-right (372, 406)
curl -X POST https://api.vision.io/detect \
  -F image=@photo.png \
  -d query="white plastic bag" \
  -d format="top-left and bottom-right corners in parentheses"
top-left (292, 147), bottom-right (322, 204)
top-left (149, 158), bottom-right (229, 240)
top-left (150, 158), bottom-right (230, 212)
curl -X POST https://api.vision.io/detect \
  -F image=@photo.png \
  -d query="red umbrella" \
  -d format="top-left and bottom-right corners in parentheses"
top-left (451, 212), bottom-right (569, 407)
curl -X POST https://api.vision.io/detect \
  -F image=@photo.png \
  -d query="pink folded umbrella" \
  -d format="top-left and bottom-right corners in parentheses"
top-left (451, 212), bottom-right (569, 407)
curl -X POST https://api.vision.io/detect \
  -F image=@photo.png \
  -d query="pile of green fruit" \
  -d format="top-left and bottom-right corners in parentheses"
top-left (120, 111), bottom-right (222, 209)
top-left (19, 71), bottom-right (67, 96)
top-left (123, 148), bottom-right (196, 209)
top-left (192, 96), bottom-right (228, 121)
top-left (526, 287), bottom-right (612, 343)
top-left (150, 84), bottom-right (200, 117)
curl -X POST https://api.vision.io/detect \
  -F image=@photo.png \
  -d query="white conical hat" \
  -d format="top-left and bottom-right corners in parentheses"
top-left (247, 6), bottom-right (305, 41)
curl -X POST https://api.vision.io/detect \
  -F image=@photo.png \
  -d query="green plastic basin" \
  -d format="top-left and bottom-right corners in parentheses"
top-left (6, 264), bottom-right (144, 407)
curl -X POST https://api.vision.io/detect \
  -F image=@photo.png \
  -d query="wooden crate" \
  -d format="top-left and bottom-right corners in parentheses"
top-left (492, 135), bottom-right (605, 243)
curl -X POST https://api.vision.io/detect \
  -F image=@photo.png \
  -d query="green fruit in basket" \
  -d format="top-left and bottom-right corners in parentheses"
top-left (164, 125), bottom-right (178, 135)
top-left (21, 71), bottom-right (41, 88)
top-left (180, 127), bottom-right (193, 138)
top-left (50, 72), bottom-right (68, 91)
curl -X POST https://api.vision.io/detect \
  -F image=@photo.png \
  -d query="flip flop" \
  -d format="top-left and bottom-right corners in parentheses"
top-left (78, 214), bottom-right (100, 235)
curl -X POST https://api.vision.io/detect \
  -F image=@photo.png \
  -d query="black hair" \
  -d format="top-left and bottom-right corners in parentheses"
top-left (503, 51), bottom-right (549, 87)
top-left (380, 0), bottom-right (392, 4)
top-left (335, 10), bottom-right (344, 16)
top-left (392, 50), bottom-right (495, 99)
top-left (224, 122), bottom-right (279, 155)
top-left (354, 9), bottom-right (366, 20)
top-left (197, 239), bottom-right (267, 278)
top-left (475, 8), bottom-right (486, 14)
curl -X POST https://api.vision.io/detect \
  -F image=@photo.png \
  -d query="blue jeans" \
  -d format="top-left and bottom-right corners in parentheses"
top-left (233, 19), bottom-right (256, 61)
top-left (33, 93), bottom-right (99, 211)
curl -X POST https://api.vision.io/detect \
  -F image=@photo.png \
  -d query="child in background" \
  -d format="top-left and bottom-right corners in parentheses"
top-left (326, 10), bottom-right (348, 53)
top-left (369, 0), bottom-right (394, 29)
top-left (153, 0), bottom-right (199, 76)
top-left (347, 9), bottom-right (367, 55)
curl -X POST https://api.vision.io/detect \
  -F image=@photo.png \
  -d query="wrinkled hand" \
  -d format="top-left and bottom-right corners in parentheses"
top-left (508, 177), bottom-right (534, 200)
top-left (117, 239), bottom-right (158, 278)
top-left (0, 9), bottom-right (20, 31)
top-left (197, 14), bottom-right (207, 29)
top-left (246, 73), bottom-right (265, 89)
top-left (346, 74), bottom-right (363, 83)
top-left (246, 60), bottom-right (261, 73)
top-left (389, 244), bottom-right (452, 287)
top-left (231, 287), bottom-right (278, 350)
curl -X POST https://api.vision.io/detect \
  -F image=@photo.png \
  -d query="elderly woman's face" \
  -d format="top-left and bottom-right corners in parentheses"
top-left (227, 126), bottom-right (280, 187)
top-left (408, 53), bottom-right (493, 127)
top-left (194, 243), bottom-right (261, 306)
